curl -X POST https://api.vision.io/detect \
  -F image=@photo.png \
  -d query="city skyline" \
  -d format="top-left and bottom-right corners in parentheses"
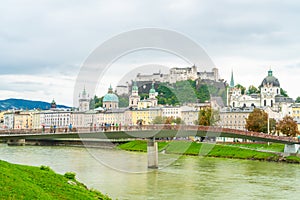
top-left (1, 1), bottom-right (300, 106)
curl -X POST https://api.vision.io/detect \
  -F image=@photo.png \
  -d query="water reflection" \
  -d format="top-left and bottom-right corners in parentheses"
top-left (0, 144), bottom-right (299, 199)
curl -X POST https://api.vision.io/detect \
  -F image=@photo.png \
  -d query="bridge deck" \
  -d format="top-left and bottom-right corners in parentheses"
top-left (0, 125), bottom-right (299, 144)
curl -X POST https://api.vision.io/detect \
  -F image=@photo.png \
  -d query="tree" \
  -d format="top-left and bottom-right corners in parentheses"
top-left (245, 108), bottom-right (276, 133)
top-left (196, 107), bottom-right (219, 126)
top-left (152, 116), bottom-right (164, 124)
top-left (295, 96), bottom-right (300, 103)
top-left (276, 115), bottom-right (299, 137)
top-left (119, 96), bottom-right (129, 107)
top-left (94, 96), bottom-right (103, 108)
top-left (197, 85), bottom-right (210, 103)
top-left (235, 84), bottom-right (246, 95)
top-left (89, 98), bottom-right (95, 110)
top-left (280, 88), bottom-right (288, 97)
top-left (248, 85), bottom-right (260, 94)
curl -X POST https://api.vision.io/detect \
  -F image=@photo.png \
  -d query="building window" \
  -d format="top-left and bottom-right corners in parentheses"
top-left (264, 100), bottom-right (266, 106)
top-left (271, 100), bottom-right (273, 107)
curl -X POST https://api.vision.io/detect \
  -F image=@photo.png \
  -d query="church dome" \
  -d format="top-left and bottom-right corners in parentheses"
top-left (260, 69), bottom-right (280, 87)
top-left (103, 85), bottom-right (119, 102)
top-left (103, 93), bottom-right (119, 102)
top-left (149, 83), bottom-right (155, 94)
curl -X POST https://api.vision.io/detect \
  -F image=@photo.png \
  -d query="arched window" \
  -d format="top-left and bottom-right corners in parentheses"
top-left (233, 102), bottom-right (235, 107)
top-left (277, 89), bottom-right (279, 94)
top-left (271, 100), bottom-right (273, 107)
top-left (264, 100), bottom-right (266, 106)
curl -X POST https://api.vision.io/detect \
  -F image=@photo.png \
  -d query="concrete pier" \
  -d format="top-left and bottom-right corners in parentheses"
top-left (284, 144), bottom-right (300, 154)
top-left (7, 139), bottom-right (26, 146)
top-left (147, 138), bottom-right (158, 169)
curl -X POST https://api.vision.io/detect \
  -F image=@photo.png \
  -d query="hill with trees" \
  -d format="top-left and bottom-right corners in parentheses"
top-left (92, 79), bottom-right (227, 108)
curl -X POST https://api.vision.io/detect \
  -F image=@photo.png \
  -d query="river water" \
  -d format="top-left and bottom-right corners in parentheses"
top-left (0, 143), bottom-right (299, 199)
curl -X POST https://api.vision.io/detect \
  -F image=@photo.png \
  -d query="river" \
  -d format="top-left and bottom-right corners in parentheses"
top-left (0, 143), bottom-right (299, 199)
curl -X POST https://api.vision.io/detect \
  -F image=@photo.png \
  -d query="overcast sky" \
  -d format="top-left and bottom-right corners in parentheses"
top-left (1, 0), bottom-right (300, 106)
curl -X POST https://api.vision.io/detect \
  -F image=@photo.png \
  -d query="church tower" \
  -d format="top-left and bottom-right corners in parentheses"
top-left (227, 71), bottom-right (242, 107)
top-left (50, 99), bottom-right (57, 110)
top-left (79, 86), bottom-right (90, 112)
top-left (129, 81), bottom-right (140, 108)
top-left (149, 82), bottom-right (157, 107)
top-left (260, 69), bottom-right (280, 107)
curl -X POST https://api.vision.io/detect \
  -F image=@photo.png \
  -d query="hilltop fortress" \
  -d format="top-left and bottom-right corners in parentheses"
top-left (116, 66), bottom-right (222, 95)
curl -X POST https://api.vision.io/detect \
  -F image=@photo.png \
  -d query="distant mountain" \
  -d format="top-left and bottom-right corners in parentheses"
top-left (0, 98), bottom-right (70, 111)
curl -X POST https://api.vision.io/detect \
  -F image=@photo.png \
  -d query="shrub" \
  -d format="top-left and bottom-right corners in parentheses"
top-left (64, 172), bottom-right (76, 180)
top-left (40, 165), bottom-right (52, 172)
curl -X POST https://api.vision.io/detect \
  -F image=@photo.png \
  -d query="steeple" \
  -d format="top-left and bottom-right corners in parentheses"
top-left (131, 81), bottom-right (139, 96)
top-left (149, 83), bottom-right (155, 94)
top-left (80, 85), bottom-right (87, 99)
top-left (268, 68), bottom-right (273, 77)
top-left (230, 70), bottom-right (235, 88)
top-left (51, 99), bottom-right (57, 109)
top-left (108, 84), bottom-right (113, 94)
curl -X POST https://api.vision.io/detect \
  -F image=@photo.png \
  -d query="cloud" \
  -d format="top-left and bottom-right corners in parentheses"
top-left (1, 0), bottom-right (300, 104)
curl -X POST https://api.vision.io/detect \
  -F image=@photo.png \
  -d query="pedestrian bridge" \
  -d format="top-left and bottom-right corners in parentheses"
top-left (1, 125), bottom-right (299, 168)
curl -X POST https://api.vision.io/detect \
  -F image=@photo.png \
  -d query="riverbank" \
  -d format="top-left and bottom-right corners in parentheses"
top-left (0, 160), bottom-right (111, 200)
top-left (117, 140), bottom-right (300, 164)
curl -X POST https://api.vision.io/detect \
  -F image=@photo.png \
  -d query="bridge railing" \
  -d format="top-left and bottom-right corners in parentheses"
top-left (0, 125), bottom-right (298, 143)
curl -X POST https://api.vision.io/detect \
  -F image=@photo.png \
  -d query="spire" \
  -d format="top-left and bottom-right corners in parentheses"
top-left (51, 98), bottom-right (56, 109)
top-left (268, 68), bottom-right (273, 77)
top-left (230, 70), bottom-right (235, 88)
top-left (82, 85), bottom-right (87, 96)
top-left (149, 82), bottom-right (155, 94)
top-left (132, 81), bottom-right (138, 91)
top-left (108, 84), bottom-right (113, 93)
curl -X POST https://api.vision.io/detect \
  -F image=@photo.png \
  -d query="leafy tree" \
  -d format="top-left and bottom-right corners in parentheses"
top-left (89, 98), bottom-right (95, 110)
top-left (245, 108), bottom-right (276, 133)
top-left (197, 85), bottom-right (210, 103)
top-left (152, 116), bottom-right (183, 124)
top-left (174, 117), bottom-right (183, 125)
top-left (152, 116), bottom-right (164, 124)
top-left (280, 88), bottom-right (288, 97)
top-left (276, 115), bottom-right (299, 137)
top-left (118, 95), bottom-right (129, 107)
top-left (248, 85), bottom-right (260, 94)
top-left (196, 107), bottom-right (220, 126)
top-left (157, 84), bottom-right (179, 105)
top-left (94, 96), bottom-right (103, 108)
top-left (295, 96), bottom-right (300, 103)
top-left (175, 81), bottom-right (197, 103)
top-left (139, 93), bottom-right (149, 100)
top-left (235, 84), bottom-right (246, 95)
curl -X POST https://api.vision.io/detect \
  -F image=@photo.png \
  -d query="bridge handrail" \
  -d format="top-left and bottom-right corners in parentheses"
top-left (0, 124), bottom-right (298, 143)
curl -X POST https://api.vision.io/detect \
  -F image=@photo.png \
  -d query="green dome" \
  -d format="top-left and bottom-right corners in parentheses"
top-left (260, 70), bottom-right (280, 87)
top-left (132, 81), bottom-right (138, 91)
top-left (149, 83), bottom-right (155, 94)
top-left (103, 85), bottom-right (119, 102)
top-left (103, 93), bottom-right (119, 102)
top-left (149, 88), bottom-right (155, 93)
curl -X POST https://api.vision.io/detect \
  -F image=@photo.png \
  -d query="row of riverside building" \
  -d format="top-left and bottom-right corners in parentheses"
top-left (2, 69), bottom-right (300, 140)
top-left (1, 84), bottom-right (210, 130)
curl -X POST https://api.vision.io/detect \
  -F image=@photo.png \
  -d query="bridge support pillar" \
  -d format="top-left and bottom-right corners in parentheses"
top-left (284, 144), bottom-right (300, 154)
top-left (147, 138), bottom-right (158, 169)
top-left (7, 139), bottom-right (26, 146)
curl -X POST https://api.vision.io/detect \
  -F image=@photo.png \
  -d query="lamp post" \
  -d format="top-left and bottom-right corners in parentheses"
top-left (267, 113), bottom-right (270, 146)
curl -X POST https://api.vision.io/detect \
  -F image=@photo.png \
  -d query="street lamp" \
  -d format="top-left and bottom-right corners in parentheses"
top-left (267, 113), bottom-right (270, 146)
